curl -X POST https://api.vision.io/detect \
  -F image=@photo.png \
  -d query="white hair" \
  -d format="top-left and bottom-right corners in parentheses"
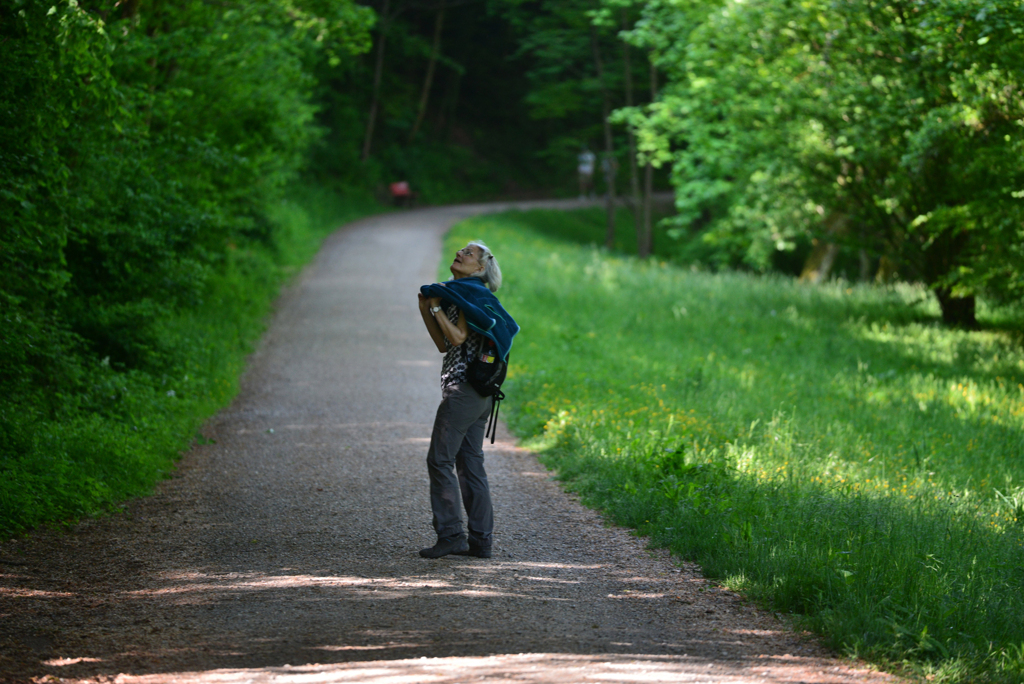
top-left (468, 241), bottom-right (502, 292)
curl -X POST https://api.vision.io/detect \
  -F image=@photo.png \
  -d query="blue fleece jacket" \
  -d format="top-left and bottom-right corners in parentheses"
top-left (420, 277), bottom-right (519, 361)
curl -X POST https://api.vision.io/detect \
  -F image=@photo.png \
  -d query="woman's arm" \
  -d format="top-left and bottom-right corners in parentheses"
top-left (435, 306), bottom-right (468, 347)
top-left (418, 294), bottom-right (469, 351)
top-left (418, 293), bottom-right (448, 353)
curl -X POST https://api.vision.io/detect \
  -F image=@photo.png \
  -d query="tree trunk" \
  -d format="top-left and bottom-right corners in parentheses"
top-left (858, 249), bottom-right (871, 281)
top-left (361, 0), bottom-right (391, 162)
top-left (410, 2), bottom-right (445, 142)
top-left (800, 211), bottom-right (848, 283)
top-left (642, 161), bottom-right (653, 256)
top-left (934, 288), bottom-right (977, 328)
top-left (622, 12), bottom-right (642, 257)
top-left (800, 240), bottom-right (841, 283)
top-left (641, 63), bottom-right (658, 257)
top-left (922, 228), bottom-right (976, 328)
top-left (591, 27), bottom-right (617, 250)
top-left (875, 255), bottom-right (898, 283)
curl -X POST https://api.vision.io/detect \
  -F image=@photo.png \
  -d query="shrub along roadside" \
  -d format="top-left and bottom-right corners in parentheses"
top-left (0, 185), bottom-right (381, 540)
top-left (444, 209), bottom-right (1024, 683)
top-left (1, 1), bottom-right (376, 540)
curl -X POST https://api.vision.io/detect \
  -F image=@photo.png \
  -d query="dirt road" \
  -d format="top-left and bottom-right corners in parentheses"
top-left (0, 201), bottom-right (897, 683)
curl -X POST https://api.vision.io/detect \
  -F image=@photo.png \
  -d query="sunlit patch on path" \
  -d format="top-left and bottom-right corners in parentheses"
top-left (94, 653), bottom-right (892, 684)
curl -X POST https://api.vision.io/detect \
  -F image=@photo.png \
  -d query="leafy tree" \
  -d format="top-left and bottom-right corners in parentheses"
top-left (0, 0), bottom-right (372, 437)
top-left (2, 0), bottom-right (122, 425)
top-left (1, 0), bottom-right (378, 535)
top-left (500, 0), bottom-right (659, 242)
top-left (592, 0), bottom-right (657, 254)
top-left (626, 0), bottom-right (1024, 326)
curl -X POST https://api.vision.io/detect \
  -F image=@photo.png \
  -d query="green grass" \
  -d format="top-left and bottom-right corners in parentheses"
top-left (445, 209), bottom-right (1024, 683)
top-left (493, 204), bottom-right (678, 257)
top-left (0, 183), bottom-right (382, 540)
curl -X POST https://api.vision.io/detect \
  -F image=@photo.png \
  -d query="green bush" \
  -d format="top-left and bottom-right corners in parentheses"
top-left (0, 0), bottom-right (375, 537)
top-left (0, 184), bottom-right (381, 539)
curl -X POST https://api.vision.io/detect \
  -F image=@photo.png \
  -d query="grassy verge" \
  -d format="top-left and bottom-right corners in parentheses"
top-left (0, 184), bottom-right (382, 540)
top-left (445, 209), bottom-right (1024, 683)
top-left (497, 204), bottom-right (678, 257)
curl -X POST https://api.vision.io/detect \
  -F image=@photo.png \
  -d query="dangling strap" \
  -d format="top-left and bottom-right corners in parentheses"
top-left (486, 389), bottom-right (505, 444)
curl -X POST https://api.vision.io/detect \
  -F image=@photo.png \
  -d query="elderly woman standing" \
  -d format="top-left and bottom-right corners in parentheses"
top-left (417, 241), bottom-right (518, 559)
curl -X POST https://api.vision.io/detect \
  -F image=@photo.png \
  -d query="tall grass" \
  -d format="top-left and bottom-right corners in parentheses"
top-left (445, 209), bottom-right (1024, 683)
top-left (0, 184), bottom-right (381, 539)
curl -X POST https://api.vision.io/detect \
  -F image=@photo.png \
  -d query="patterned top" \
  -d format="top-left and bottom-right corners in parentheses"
top-left (440, 303), bottom-right (484, 389)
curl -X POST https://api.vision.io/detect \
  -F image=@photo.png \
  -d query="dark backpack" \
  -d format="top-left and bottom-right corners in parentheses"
top-left (467, 339), bottom-right (508, 444)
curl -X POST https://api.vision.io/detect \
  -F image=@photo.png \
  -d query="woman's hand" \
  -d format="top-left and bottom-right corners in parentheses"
top-left (418, 293), bottom-right (441, 312)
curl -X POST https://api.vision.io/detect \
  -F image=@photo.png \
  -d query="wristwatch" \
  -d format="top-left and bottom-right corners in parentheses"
top-left (430, 305), bottom-right (442, 315)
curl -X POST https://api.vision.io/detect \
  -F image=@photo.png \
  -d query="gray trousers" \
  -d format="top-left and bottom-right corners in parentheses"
top-left (427, 383), bottom-right (494, 548)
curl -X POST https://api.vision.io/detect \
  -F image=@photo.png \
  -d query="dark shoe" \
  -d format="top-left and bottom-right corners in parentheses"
top-left (453, 545), bottom-right (492, 558)
top-left (419, 537), bottom-right (469, 558)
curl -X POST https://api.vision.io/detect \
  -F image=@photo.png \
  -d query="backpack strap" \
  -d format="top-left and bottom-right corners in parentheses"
top-left (485, 389), bottom-right (504, 444)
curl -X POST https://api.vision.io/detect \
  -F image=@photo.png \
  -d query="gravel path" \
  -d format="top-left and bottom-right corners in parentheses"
top-left (0, 201), bottom-right (898, 683)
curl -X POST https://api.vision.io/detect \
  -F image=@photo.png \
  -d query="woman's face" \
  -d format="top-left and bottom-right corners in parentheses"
top-left (450, 245), bottom-right (484, 278)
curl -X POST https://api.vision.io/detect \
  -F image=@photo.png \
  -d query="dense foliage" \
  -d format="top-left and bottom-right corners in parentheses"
top-left (0, 0), bottom-right (373, 536)
top-left (623, 0), bottom-right (1024, 326)
top-left (501, 0), bottom-right (668, 252)
top-left (449, 209), bottom-right (1024, 682)
top-left (315, 0), bottom-right (575, 201)
top-left (500, 0), bottom-right (638, 170)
